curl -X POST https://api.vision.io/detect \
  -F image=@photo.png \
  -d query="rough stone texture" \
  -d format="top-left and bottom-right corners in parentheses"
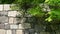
top-left (0, 24), bottom-right (4, 29)
top-left (13, 18), bottom-right (20, 24)
top-left (6, 30), bottom-right (12, 34)
top-left (8, 11), bottom-right (17, 17)
top-left (0, 4), bottom-right (27, 34)
top-left (10, 24), bottom-right (18, 29)
top-left (4, 4), bottom-right (11, 10)
top-left (9, 17), bottom-right (14, 24)
top-left (0, 11), bottom-right (8, 16)
top-left (12, 30), bottom-right (16, 34)
top-left (0, 29), bottom-right (6, 34)
top-left (0, 5), bottom-right (3, 11)
top-left (0, 16), bottom-right (8, 23)
top-left (18, 24), bottom-right (23, 29)
top-left (16, 30), bottom-right (23, 34)
top-left (22, 23), bottom-right (31, 29)
top-left (5, 24), bottom-right (10, 30)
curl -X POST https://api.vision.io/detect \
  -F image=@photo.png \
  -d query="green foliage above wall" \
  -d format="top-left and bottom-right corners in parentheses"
top-left (12, 0), bottom-right (60, 22)
top-left (0, 0), bottom-right (15, 4)
top-left (11, 0), bottom-right (60, 32)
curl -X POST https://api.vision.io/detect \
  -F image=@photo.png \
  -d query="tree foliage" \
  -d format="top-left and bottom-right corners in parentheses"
top-left (12, 0), bottom-right (60, 33)
top-left (0, 0), bottom-right (15, 4)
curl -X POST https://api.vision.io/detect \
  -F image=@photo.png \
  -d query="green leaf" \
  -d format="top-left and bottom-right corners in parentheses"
top-left (28, 6), bottom-right (44, 17)
top-left (45, 0), bottom-right (49, 2)
top-left (45, 16), bottom-right (52, 22)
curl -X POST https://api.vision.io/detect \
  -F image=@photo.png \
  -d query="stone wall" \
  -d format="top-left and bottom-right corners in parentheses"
top-left (0, 4), bottom-right (24, 34)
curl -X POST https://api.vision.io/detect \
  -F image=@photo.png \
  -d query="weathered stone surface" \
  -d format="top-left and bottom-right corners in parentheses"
top-left (0, 24), bottom-right (4, 29)
top-left (6, 30), bottom-right (12, 34)
top-left (0, 29), bottom-right (6, 34)
top-left (0, 5), bottom-right (3, 11)
top-left (4, 24), bottom-right (10, 30)
top-left (0, 11), bottom-right (8, 16)
top-left (18, 24), bottom-right (23, 29)
top-left (9, 17), bottom-right (14, 24)
top-left (4, 4), bottom-right (11, 11)
top-left (13, 18), bottom-right (20, 24)
top-left (0, 4), bottom-right (32, 34)
top-left (22, 23), bottom-right (31, 29)
top-left (0, 16), bottom-right (8, 23)
top-left (24, 13), bottom-right (32, 17)
top-left (16, 30), bottom-right (23, 34)
top-left (10, 24), bottom-right (18, 29)
top-left (8, 11), bottom-right (17, 17)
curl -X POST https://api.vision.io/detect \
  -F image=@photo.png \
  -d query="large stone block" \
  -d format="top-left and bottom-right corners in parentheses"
top-left (0, 29), bottom-right (6, 34)
top-left (18, 24), bottom-right (24, 29)
top-left (6, 30), bottom-right (12, 34)
top-left (0, 5), bottom-right (3, 11)
top-left (0, 11), bottom-right (8, 16)
top-left (9, 17), bottom-right (14, 24)
top-left (0, 16), bottom-right (8, 23)
top-left (10, 24), bottom-right (18, 29)
top-left (16, 30), bottom-right (23, 34)
top-left (8, 11), bottom-right (17, 17)
top-left (0, 24), bottom-right (4, 29)
top-left (4, 24), bottom-right (10, 30)
top-left (22, 23), bottom-right (31, 29)
top-left (4, 4), bottom-right (11, 11)
top-left (14, 18), bottom-right (23, 24)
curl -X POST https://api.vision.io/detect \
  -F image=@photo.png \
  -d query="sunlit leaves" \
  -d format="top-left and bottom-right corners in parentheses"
top-left (47, 0), bottom-right (60, 6)
top-left (13, 0), bottom-right (60, 22)
top-left (45, 16), bottom-right (52, 22)
top-left (48, 9), bottom-right (60, 20)
top-left (28, 6), bottom-right (44, 17)
top-left (11, 4), bottom-right (20, 10)
top-left (45, 0), bottom-right (49, 2)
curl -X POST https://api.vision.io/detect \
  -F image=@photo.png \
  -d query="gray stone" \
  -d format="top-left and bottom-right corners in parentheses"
top-left (0, 24), bottom-right (5, 29)
top-left (4, 24), bottom-right (10, 30)
top-left (10, 24), bottom-right (18, 29)
top-left (0, 11), bottom-right (8, 16)
top-left (22, 23), bottom-right (31, 29)
top-left (0, 16), bottom-right (8, 23)
top-left (12, 30), bottom-right (16, 34)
